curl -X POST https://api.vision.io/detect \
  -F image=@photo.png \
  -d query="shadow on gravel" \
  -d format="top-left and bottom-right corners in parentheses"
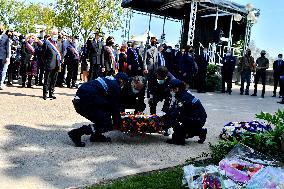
top-left (2, 123), bottom-right (192, 188)
top-left (0, 91), bottom-right (42, 98)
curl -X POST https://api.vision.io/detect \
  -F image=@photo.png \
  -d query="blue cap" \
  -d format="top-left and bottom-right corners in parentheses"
top-left (115, 72), bottom-right (129, 82)
top-left (169, 79), bottom-right (183, 88)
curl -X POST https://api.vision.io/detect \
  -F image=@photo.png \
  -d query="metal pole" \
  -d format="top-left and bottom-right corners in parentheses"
top-left (146, 13), bottom-right (152, 45)
top-left (228, 14), bottom-right (234, 49)
top-left (161, 16), bottom-right (166, 44)
top-left (214, 10), bottom-right (219, 30)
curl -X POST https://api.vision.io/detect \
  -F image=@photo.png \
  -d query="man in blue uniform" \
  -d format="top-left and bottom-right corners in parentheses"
top-left (221, 50), bottom-right (236, 94)
top-left (164, 79), bottom-right (207, 145)
top-left (68, 72), bottom-right (131, 147)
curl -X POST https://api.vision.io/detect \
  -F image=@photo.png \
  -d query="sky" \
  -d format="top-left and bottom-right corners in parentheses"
top-left (28, 0), bottom-right (284, 58)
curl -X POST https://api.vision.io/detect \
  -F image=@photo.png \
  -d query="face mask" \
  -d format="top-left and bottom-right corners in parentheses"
top-left (170, 91), bottom-right (175, 97)
top-left (175, 47), bottom-right (179, 51)
top-left (166, 49), bottom-right (171, 53)
top-left (203, 50), bottom-right (207, 54)
top-left (226, 53), bottom-right (231, 56)
top-left (157, 79), bottom-right (165, 85)
top-left (132, 88), bottom-right (140, 94)
top-left (52, 35), bottom-right (58, 41)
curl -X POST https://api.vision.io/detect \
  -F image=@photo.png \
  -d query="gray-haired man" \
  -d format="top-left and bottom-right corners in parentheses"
top-left (0, 25), bottom-right (11, 90)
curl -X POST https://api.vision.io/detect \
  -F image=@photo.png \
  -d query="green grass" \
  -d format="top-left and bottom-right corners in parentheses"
top-left (87, 166), bottom-right (186, 189)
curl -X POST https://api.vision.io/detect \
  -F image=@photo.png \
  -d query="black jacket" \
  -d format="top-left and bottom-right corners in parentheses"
top-left (273, 60), bottom-right (284, 76)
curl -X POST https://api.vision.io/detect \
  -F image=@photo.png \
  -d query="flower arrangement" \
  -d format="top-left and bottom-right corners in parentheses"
top-left (219, 121), bottom-right (272, 140)
top-left (119, 113), bottom-right (163, 134)
top-left (219, 159), bottom-right (264, 184)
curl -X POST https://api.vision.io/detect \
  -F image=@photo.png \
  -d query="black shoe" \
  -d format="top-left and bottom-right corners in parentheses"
top-left (251, 93), bottom-right (257, 96)
top-left (90, 133), bottom-right (111, 142)
top-left (245, 92), bottom-right (249, 95)
top-left (49, 94), bottom-right (56, 99)
top-left (272, 94), bottom-right (276, 97)
top-left (166, 139), bottom-right (185, 145)
top-left (198, 128), bottom-right (207, 144)
top-left (261, 94), bottom-right (264, 98)
top-left (6, 82), bottom-right (13, 86)
top-left (240, 92), bottom-right (244, 95)
top-left (277, 100), bottom-right (284, 104)
top-left (68, 130), bottom-right (86, 147)
top-left (228, 92), bottom-right (232, 95)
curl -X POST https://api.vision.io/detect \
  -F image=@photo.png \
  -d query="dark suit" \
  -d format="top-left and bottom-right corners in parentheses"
top-left (221, 55), bottom-right (236, 93)
top-left (195, 53), bottom-right (209, 92)
top-left (273, 59), bottom-right (284, 96)
top-left (127, 48), bottom-right (143, 76)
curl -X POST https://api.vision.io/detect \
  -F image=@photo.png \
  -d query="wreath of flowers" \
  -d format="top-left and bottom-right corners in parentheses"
top-left (219, 120), bottom-right (272, 140)
top-left (119, 113), bottom-right (163, 135)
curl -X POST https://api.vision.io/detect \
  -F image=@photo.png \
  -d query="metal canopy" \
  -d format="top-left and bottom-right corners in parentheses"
top-left (121, 0), bottom-right (249, 19)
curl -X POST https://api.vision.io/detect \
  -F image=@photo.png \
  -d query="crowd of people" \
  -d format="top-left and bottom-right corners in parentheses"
top-left (1, 25), bottom-right (284, 147)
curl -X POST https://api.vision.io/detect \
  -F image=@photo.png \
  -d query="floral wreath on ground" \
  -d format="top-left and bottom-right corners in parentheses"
top-left (219, 120), bottom-right (272, 140)
top-left (118, 113), bottom-right (163, 135)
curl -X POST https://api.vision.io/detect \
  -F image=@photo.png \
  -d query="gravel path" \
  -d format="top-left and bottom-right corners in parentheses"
top-left (0, 84), bottom-right (282, 189)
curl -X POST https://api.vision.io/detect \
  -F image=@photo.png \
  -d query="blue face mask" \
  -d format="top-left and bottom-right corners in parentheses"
top-left (170, 91), bottom-right (175, 97)
top-left (157, 79), bottom-right (165, 85)
top-left (132, 88), bottom-right (140, 94)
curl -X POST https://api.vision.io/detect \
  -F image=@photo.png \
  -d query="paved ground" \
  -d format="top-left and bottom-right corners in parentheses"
top-left (0, 83), bottom-right (283, 189)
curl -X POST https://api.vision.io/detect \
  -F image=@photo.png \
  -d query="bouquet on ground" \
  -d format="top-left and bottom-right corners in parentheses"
top-left (220, 121), bottom-right (272, 140)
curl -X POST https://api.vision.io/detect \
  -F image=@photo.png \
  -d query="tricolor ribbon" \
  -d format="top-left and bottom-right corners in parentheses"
top-left (46, 39), bottom-right (62, 63)
top-left (69, 45), bottom-right (79, 59)
top-left (130, 48), bottom-right (140, 65)
top-left (26, 42), bottom-right (35, 55)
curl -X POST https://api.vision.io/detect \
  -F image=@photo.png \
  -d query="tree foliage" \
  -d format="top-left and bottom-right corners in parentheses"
top-left (55, 0), bottom-right (125, 42)
top-left (0, 0), bottom-right (125, 42)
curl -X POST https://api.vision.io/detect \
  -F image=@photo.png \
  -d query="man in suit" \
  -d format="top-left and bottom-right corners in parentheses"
top-left (88, 32), bottom-right (104, 80)
top-left (171, 44), bottom-right (182, 78)
top-left (195, 48), bottom-right (209, 93)
top-left (127, 41), bottom-right (143, 77)
top-left (272, 54), bottom-right (284, 97)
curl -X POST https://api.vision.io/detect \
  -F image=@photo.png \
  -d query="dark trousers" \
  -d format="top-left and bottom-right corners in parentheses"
top-left (35, 61), bottom-right (45, 85)
top-left (56, 62), bottom-right (66, 86)
top-left (22, 75), bottom-right (32, 87)
top-left (253, 70), bottom-right (266, 95)
top-left (7, 59), bottom-right (16, 84)
top-left (273, 74), bottom-right (282, 96)
top-left (172, 119), bottom-right (204, 143)
top-left (43, 69), bottom-right (58, 96)
top-left (89, 63), bottom-right (103, 80)
top-left (73, 99), bottom-right (113, 133)
top-left (149, 96), bottom-right (171, 115)
top-left (196, 70), bottom-right (206, 92)
top-left (222, 72), bottom-right (233, 93)
top-left (66, 59), bottom-right (79, 87)
top-left (240, 70), bottom-right (251, 94)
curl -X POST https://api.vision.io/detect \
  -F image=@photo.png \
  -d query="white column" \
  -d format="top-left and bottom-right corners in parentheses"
top-left (228, 14), bottom-right (234, 49)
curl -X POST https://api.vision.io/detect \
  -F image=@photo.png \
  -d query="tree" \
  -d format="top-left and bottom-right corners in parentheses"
top-left (0, 0), bottom-right (23, 28)
top-left (14, 3), bottom-right (56, 34)
top-left (55, 0), bottom-right (125, 42)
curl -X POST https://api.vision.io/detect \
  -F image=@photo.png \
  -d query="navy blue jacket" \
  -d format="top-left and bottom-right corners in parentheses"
top-left (179, 53), bottom-right (197, 76)
top-left (168, 90), bottom-right (207, 124)
top-left (221, 55), bottom-right (236, 74)
top-left (273, 60), bottom-right (284, 76)
top-left (76, 77), bottom-right (122, 126)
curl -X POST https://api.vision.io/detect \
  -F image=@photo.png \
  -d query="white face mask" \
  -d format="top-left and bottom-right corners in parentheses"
top-left (52, 35), bottom-right (58, 41)
top-left (175, 47), bottom-right (179, 51)
top-left (226, 53), bottom-right (231, 56)
top-left (166, 49), bottom-right (171, 53)
top-left (203, 50), bottom-right (208, 54)
top-left (132, 88), bottom-right (140, 94)
top-left (157, 79), bottom-right (165, 85)
top-left (170, 91), bottom-right (175, 97)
